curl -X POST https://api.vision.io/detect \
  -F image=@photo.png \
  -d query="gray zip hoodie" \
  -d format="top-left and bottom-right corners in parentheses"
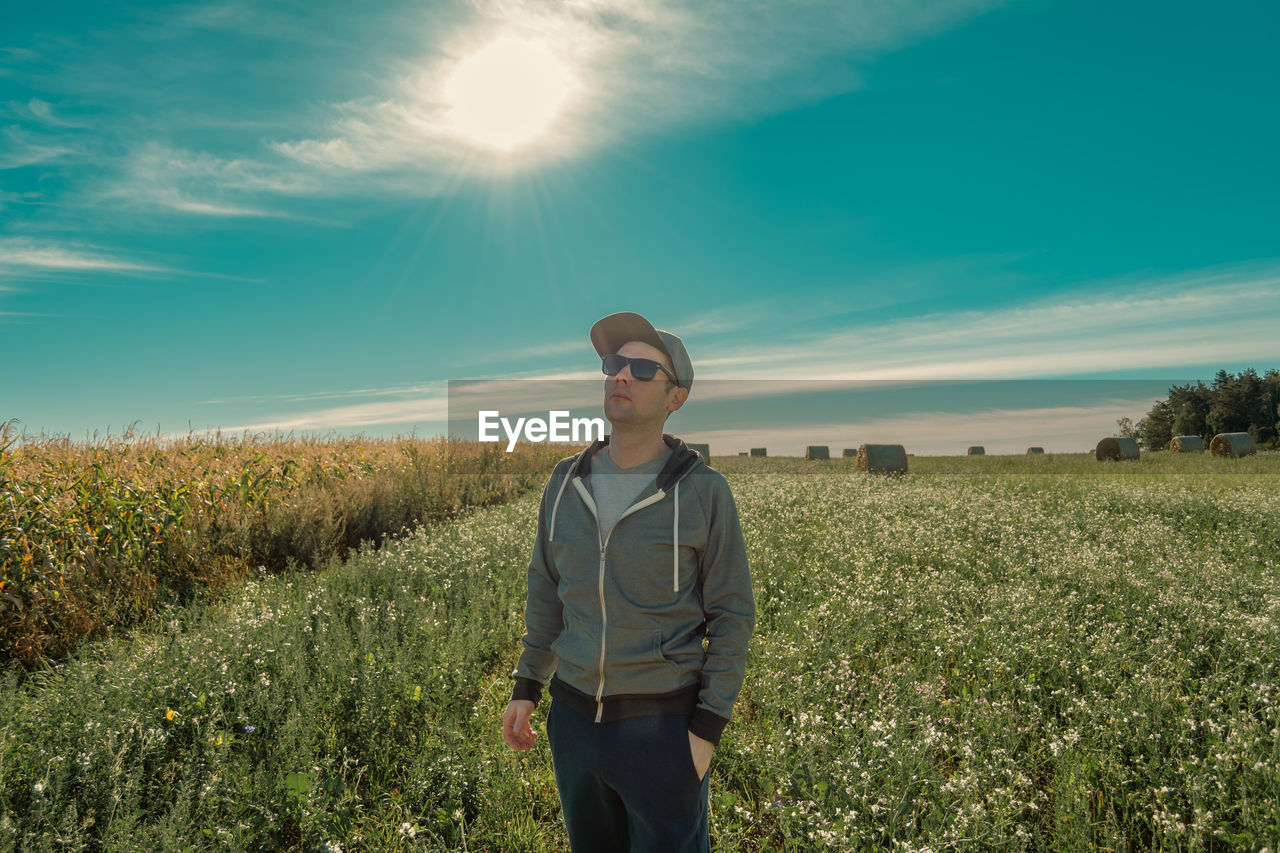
top-left (510, 434), bottom-right (755, 745)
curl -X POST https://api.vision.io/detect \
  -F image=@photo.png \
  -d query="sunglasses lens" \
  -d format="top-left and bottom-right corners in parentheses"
top-left (630, 358), bottom-right (659, 380)
top-left (602, 354), bottom-right (624, 375)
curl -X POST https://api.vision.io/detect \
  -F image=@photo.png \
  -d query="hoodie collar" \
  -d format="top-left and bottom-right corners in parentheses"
top-left (571, 433), bottom-right (703, 492)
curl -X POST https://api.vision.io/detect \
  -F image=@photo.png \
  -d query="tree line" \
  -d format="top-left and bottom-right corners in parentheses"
top-left (1117, 368), bottom-right (1280, 451)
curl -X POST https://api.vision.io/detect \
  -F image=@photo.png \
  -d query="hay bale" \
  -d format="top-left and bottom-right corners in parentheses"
top-left (855, 444), bottom-right (907, 475)
top-left (967, 446), bottom-right (985, 456)
top-left (687, 443), bottom-right (710, 461)
top-left (1026, 447), bottom-right (1045, 455)
top-left (805, 445), bottom-right (830, 460)
top-left (1095, 436), bottom-right (1139, 461)
top-left (1169, 436), bottom-right (1204, 453)
top-left (1210, 432), bottom-right (1257, 458)
top-left (738, 451), bottom-right (747, 456)
top-left (842, 448), bottom-right (857, 458)
top-left (749, 447), bottom-right (767, 457)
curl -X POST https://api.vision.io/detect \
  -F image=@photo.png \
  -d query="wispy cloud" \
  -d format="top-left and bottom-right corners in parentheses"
top-left (7, 98), bottom-right (85, 128)
top-left (0, 190), bottom-right (41, 210)
top-left (7, 0), bottom-right (1004, 219)
top-left (686, 262), bottom-right (1280, 381)
top-left (193, 261), bottom-right (1278, 437)
top-left (1, 310), bottom-right (95, 324)
top-left (185, 393), bottom-right (451, 437)
top-left (0, 126), bottom-right (76, 170)
top-left (97, 142), bottom-right (318, 219)
top-left (0, 238), bottom-right (168, 274)
top-left (465, 299), bottom-right (841, 374)
top-left (196, 382), bottom-right (443, 406)
top-left (274, 0), bottom-right (1003, 175)
top-left (468, 262), bottom-right (1280, 386)
top-left (0, 47), bottom-right (39, 78)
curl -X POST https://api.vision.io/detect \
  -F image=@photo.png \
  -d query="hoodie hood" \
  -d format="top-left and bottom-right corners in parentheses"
top-left (568, 433), bottom-right (704, 492)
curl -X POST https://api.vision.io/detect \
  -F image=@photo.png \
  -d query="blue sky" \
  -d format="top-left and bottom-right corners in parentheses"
top-left (3, 0), bottom-right (1278, 454)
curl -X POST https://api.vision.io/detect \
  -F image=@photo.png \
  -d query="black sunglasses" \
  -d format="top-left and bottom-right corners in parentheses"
top-left (602, 354), bottom-right (681, 386)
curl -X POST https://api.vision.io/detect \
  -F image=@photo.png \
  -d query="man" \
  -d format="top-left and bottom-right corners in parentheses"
top-left (501, 311), bottom-right (755, 853)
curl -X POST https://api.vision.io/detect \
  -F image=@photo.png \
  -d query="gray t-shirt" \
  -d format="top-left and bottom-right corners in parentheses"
top-left (587, 446), bottom-right (672, 543)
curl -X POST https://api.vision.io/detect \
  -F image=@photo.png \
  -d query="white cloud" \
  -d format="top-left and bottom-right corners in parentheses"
top-left (0, 189), bottom-right (39, 209)
top-left (18, 0), bottom-right (1006, 216)
top-left (0, 238), bottom-right (167, 274)
top-left (164, 197), bottom-right (277, 218)
top-left (684, 262), bottom-right (1280, 382)
top-left (188, 393), bottom-right (451, 436)
top-left (196, 382), bottom-right (444, 406)
top-left (184, 261), bottom-right (1278, 439)
top-left (13, 98), bottom-right (85, 128)
top-left (100, 143), bottom-right (317, 218)
top-left (274, 0), bottom-right (1003, 175)
top-left (0, 126), bottom-right (75, 169)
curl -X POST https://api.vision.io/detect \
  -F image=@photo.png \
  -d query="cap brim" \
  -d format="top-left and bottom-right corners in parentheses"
top-left (590, 312), bottom-right (669, 361)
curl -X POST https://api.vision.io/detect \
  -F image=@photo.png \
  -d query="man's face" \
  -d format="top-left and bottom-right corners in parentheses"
top-left (603, 340), bottom-right (687, 428)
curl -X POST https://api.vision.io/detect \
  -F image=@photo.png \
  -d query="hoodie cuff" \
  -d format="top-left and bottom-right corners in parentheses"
top-left (687, 707), bottom-right (730, 746)
top-left (511, 676), bottom-right (544, 705)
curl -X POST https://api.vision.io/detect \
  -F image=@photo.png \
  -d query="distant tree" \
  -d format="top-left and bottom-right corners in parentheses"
top-left (1116, 417), bottom-right (1139, 441)
top-left (1208, 369), bottom-right (1253, 436)
top-left (1136, 399), bottom-right (1175, 451)
top-left (1265, 369), bottom-right (1280, 447)
top-left (1136, 368), bottom-right (1280, 451)
top-left (1169, 381), bottom-right (1212, 439)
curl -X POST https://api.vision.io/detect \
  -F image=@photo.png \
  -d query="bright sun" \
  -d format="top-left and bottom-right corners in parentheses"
top-left (443, 37), bottom-right (573, 152)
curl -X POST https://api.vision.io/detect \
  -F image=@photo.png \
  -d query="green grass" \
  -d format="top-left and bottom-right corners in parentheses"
top-left (2, 453), bottom-right (1278, 851)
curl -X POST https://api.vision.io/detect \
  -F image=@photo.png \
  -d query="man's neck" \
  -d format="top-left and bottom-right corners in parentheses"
top-left (605, 429), bottom-right (669, 470)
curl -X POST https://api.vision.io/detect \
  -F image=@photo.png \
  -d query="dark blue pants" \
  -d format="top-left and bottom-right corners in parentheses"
top-left (546, 699), bottom-right (712, 853)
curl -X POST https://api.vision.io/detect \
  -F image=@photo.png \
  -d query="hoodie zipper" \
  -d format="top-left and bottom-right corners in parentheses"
top-left (572, 477), bottom-right (666, 722)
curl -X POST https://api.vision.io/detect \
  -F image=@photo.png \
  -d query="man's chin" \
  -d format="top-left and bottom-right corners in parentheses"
top-left (604, 400), bottom-right (632, 420)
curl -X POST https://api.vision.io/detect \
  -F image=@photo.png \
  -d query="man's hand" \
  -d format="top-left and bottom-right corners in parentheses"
top-left (502, 700), bottom-right (538, 751)
top-left (688, 731), bottom-right (714, 781)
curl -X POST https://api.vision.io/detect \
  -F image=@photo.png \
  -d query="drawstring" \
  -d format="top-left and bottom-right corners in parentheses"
top-left (672, 480), bottom-right (680, 592)
top-left (549, 457), bottom-right (576, 541)
top-left (550, 446), bottom-right (688, 592)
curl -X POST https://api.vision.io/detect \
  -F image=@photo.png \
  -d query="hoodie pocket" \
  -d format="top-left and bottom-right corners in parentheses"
top-left (604, 626), bottom-right (679, 684)
top-left (659, 629), bottom-right (704, 673)
top-left (652, 628), bottom-right (682, 674)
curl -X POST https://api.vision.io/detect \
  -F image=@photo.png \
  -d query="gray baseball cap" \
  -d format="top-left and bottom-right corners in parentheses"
top-left (590, 311), bottom-right (694, 391)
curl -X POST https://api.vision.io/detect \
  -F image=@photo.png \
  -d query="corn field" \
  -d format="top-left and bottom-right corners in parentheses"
top-left (0, 425), bottom-right (566, 668)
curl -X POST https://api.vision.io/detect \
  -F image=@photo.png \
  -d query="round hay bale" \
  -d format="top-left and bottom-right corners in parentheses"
top-left (1095, 436), bottom-right (1139, 461)
top-left (749, 447), bottom-right (767, 458)
top-left (967, 446), bottom-right (985, 456)
top-left (842, 448), bottom-right (857, 458)
top-left (687, 442), bottom-right (710, 461)
top-left (805, 445), bottom-right (830, 460)
top-left (855, 443), bottom-right (907, 475)
top-left (1210, 432), bottom-right (1257, 458)
top-left (1169, 436), bottom-right (1204, 453)
top-left (738, 451), bottom-right (747, 456)
top-left (1026, 447), bottom-right (1045, 455)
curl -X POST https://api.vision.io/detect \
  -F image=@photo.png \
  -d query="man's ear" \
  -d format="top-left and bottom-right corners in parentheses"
top-left (668, 386), bottom-right (689, 414)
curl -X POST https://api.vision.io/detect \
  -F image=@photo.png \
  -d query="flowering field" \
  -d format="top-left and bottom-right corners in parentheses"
top-left (2, 453), bottom-right (1278, 851)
